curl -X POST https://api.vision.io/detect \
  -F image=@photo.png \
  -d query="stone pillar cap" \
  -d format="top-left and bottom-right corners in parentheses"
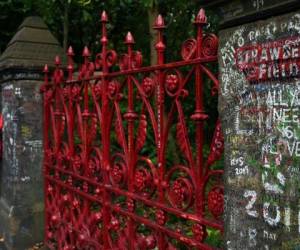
top-left (0, 16), bottom-right (66, 71)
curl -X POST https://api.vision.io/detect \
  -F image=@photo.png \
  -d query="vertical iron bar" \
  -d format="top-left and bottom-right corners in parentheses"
top-left (124, 31), bottom-right (136, 250)
top-left (42, 64), bottom-right (50, 246)
top-left (100, 11), bottom-right (111, 249)
top-left (154, 15), bottom-right (166, 250)
top-left (82, 46), bottom-right (90, 179)
top-left (67, 47), bottom-right (75, 157)
top-left (54, 56), bottom-right (61, 156)
top-left (192, 9), bottom-right (208, 217)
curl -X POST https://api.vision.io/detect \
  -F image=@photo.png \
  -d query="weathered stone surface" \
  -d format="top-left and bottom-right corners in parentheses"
top-left (219, 9), bottom-right (300, 250)
top-left (0, 16), bottom-right (65, 250)
top-left (0, 80), bottom-right (44, 250)
top-left (200, 0), bottom-right (300, 28)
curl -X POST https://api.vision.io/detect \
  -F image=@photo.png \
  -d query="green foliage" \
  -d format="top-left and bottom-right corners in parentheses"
top-left (141, 0), bottom-right (158, 8)
top-left (205, 228), bottom-right (223, 247)
top-left (0, 0), bottom-right (220, 66)
top-left (0, 0), bottom-right (26, 53)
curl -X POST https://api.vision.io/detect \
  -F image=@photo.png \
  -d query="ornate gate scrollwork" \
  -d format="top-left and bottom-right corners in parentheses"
top-left (41, 8), bottom-right (223, 250)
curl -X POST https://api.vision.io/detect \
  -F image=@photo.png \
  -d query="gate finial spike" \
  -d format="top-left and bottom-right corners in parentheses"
top-left (101, 10), bottom-right (108, 22)
top-left (43, 64), bottom-right (49, 87)
top-left (55, 55), bottom-right (61, 66)
top-left (43, 64), bottom-right (49, 73)
top-left (154, 14), bottom-right (165, 29)
top-left (67, 46), bottom-right (74, 56)
top-left (82, 46), bottom-right (91, 57)
top-left (125, 31), bottom-right (135, 44)
top-left (195, 8), bottom-right (207, 25)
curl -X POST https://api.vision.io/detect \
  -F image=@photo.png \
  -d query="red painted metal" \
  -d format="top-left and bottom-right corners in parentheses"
top-left (41, 8), bottom-right (223, 250)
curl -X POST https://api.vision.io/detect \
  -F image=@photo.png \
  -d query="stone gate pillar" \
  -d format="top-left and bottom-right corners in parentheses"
top-left (0, 16), bottom-right (66, 249)
top-left (204, 0), bottom-right (300, 249)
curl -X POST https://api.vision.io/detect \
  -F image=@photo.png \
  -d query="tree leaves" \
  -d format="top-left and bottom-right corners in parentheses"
top-left (140, 0), bottom-right (158, 8)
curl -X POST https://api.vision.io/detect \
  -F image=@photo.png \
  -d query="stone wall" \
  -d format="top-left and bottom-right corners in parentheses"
top-left (0, 16), bottom-right (66, 249)
top-left (0, 80), bottom-right (43, 249)
top-left (219, 9), bottom-right (300, 250)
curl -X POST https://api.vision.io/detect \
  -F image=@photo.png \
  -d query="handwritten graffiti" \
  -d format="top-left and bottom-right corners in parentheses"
top-left (220, 11), bottom-right (300, 249)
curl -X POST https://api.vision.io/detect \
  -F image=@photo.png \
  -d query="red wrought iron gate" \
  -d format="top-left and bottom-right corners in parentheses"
top-left (41, 8), bottom-right (224, 250)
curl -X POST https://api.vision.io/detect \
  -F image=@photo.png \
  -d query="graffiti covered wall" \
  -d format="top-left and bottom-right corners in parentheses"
top-left (0, 80), bottom-right (43, 248)
top-left (219, 10), bottom-right (300, 250)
